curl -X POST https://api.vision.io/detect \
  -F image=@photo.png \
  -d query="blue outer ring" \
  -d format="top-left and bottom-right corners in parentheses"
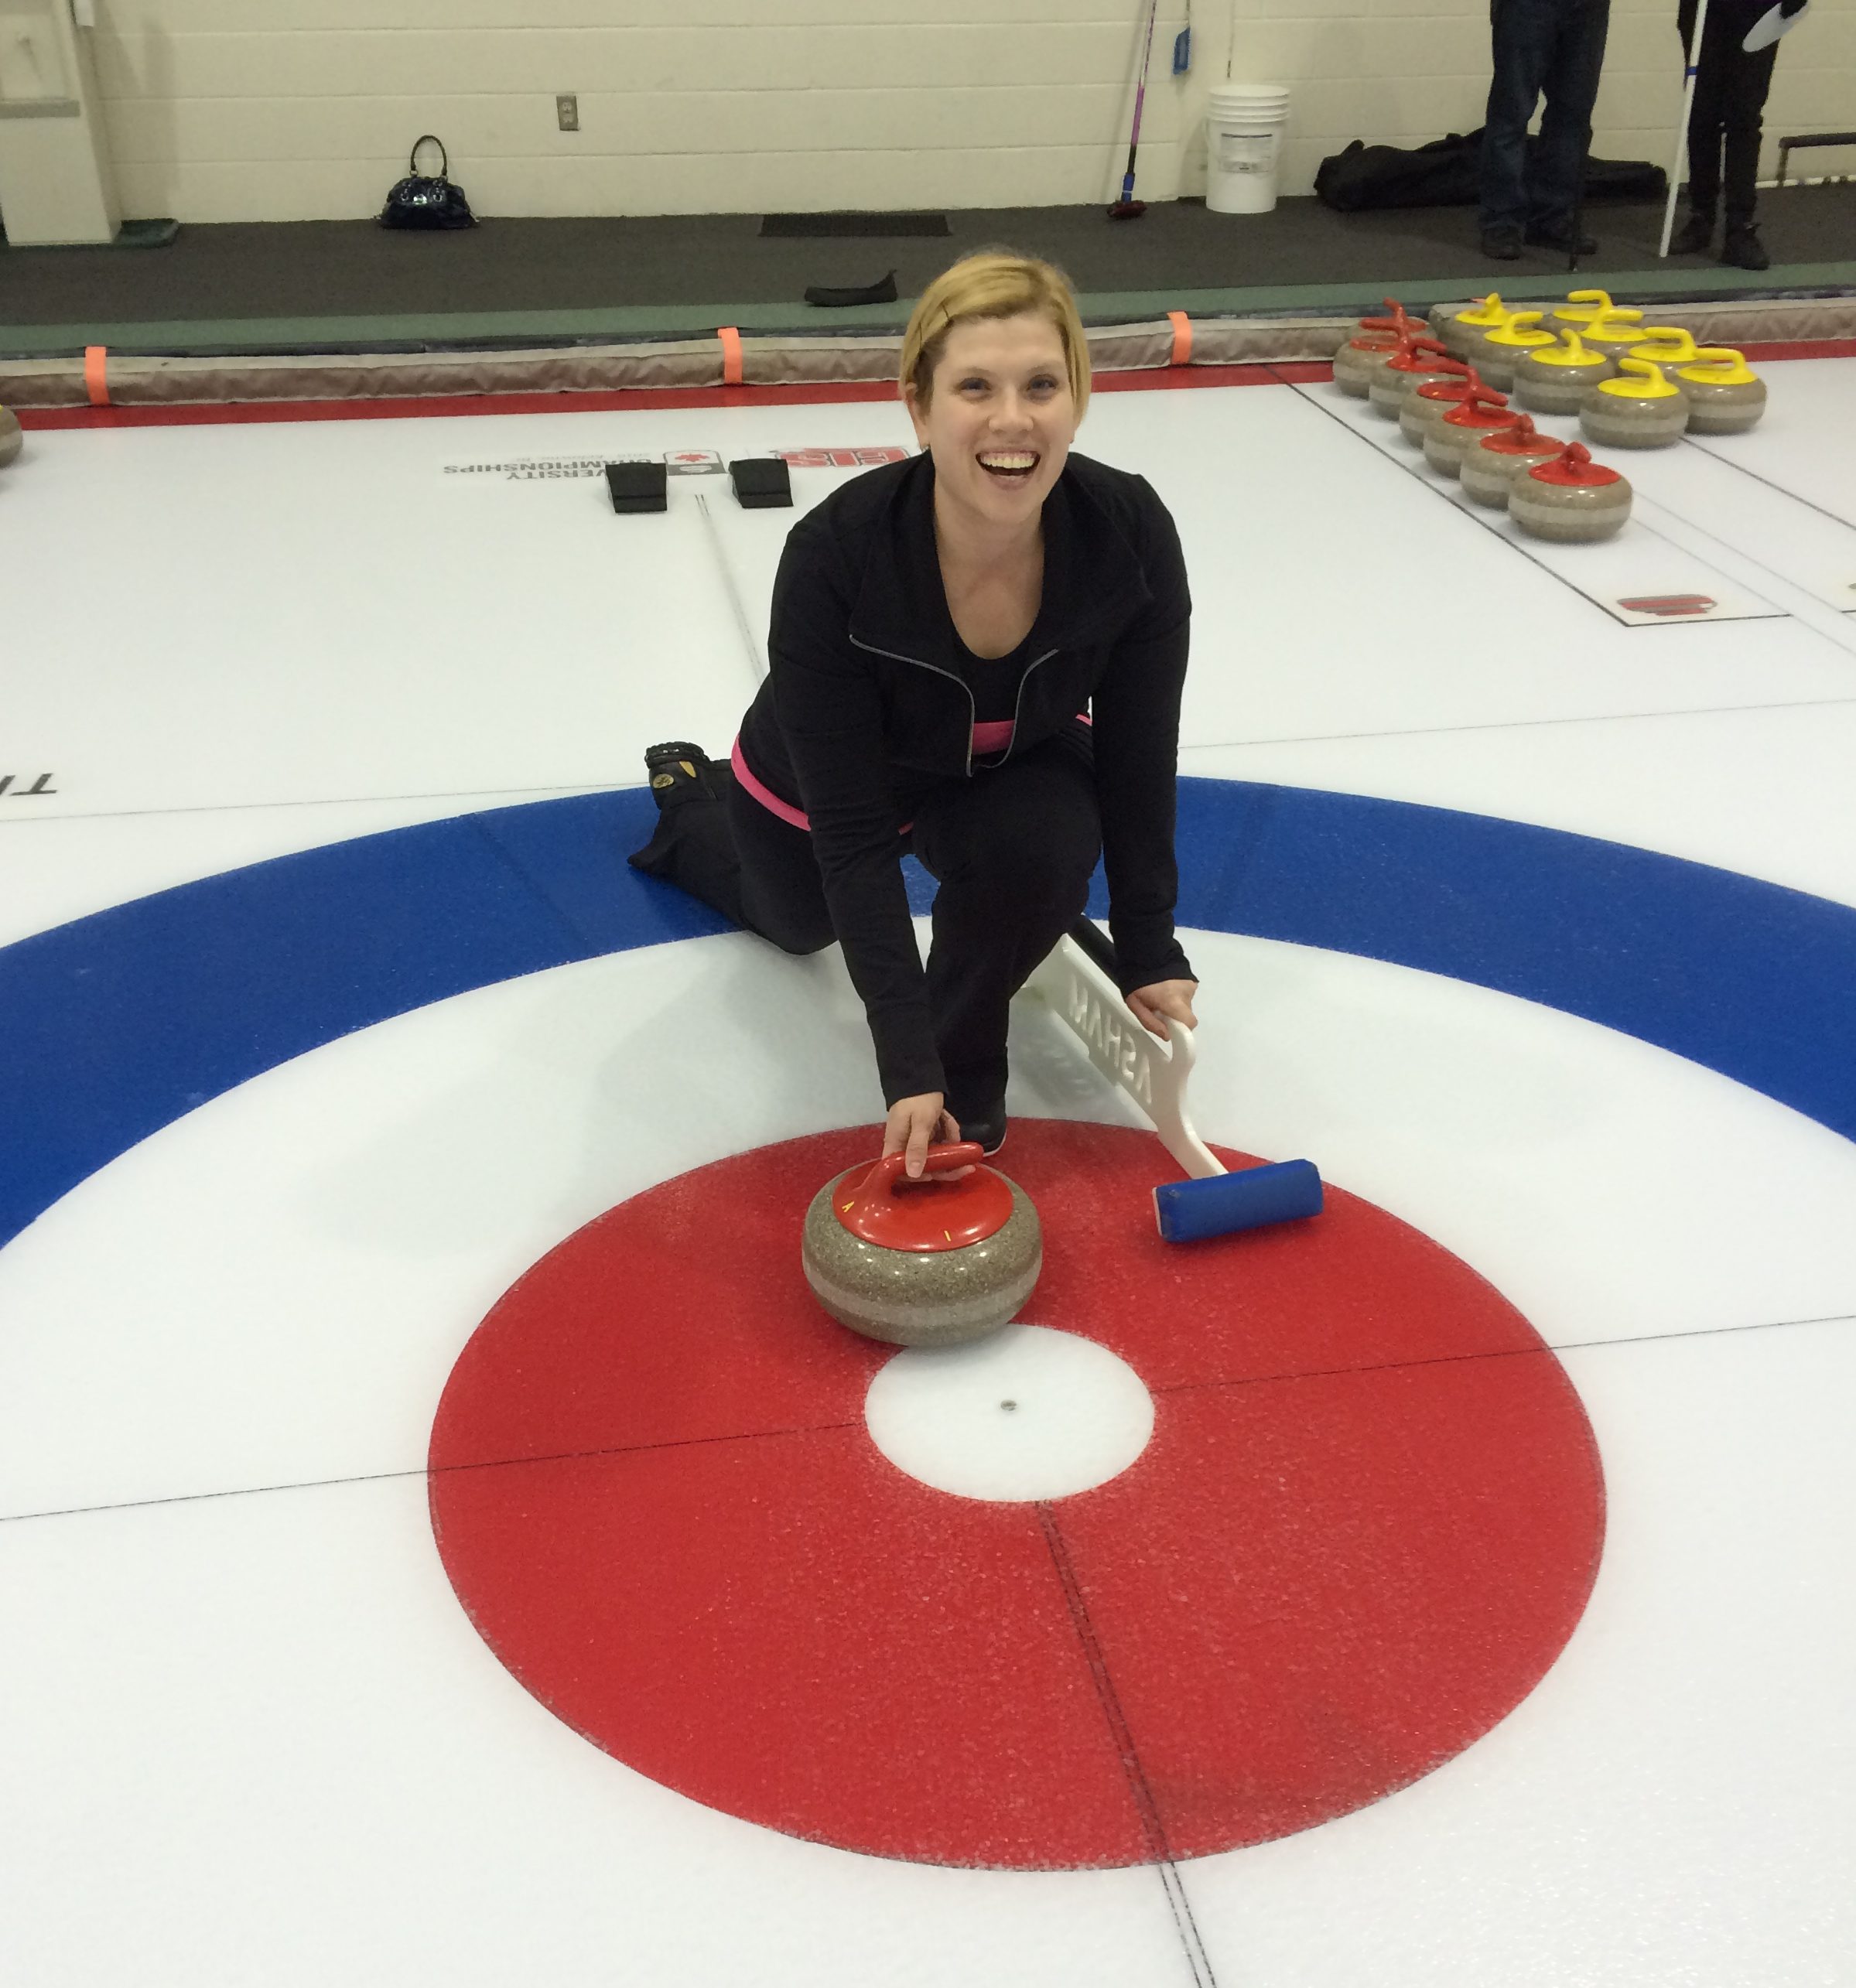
top-left (4, 777), bottom-right (1854, 1252)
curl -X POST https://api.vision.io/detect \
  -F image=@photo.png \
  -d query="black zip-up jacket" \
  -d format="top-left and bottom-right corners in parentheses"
top-left (737, 448), bottom-right (1194, 1105)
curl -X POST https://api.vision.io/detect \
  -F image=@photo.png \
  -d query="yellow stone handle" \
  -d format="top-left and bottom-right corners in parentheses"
top-left (1604, 356), bottom-right (1682, 398)
top-left (1680, 346), bottom-right (1759, 384)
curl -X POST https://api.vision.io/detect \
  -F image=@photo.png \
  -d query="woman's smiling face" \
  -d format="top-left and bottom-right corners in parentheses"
top-left (905, 313), bottom-right (1078, 533)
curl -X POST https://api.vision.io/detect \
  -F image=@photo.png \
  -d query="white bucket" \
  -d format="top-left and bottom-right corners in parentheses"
top-left (1206, 83), bottom-right (1289, 215)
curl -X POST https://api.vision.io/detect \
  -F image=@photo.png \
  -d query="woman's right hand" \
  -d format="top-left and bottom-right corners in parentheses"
top-left (883, 1093), bottom-right (962, 1179)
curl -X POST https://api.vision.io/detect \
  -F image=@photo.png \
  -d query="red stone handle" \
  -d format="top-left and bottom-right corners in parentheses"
top-left (858, 1143), bottom-right (985, 1196)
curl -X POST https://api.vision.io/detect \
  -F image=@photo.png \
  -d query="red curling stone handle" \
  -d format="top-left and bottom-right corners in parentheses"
top-left (836, 1143), bottom-right (1013, 1252)
top-left (858, 1143), bottom-right (985, 1194)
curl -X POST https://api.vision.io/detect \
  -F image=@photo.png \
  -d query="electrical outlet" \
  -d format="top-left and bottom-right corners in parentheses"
top-left (556, 94), bottom-right (579, 132)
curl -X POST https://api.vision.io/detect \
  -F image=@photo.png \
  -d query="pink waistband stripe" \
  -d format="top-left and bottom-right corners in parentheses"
top-left (731, 713), bottom-right (1085, 832)
top-left (731, 736), bottom-right (812, 830)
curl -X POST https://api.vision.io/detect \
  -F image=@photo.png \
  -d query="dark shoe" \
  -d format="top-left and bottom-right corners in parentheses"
top-left (955, 1104), bottom-right (1007, 1157)
top-left (1672, 210), bottom-right (1715, 255)
top-left (1721, 224), bottom-right (1769, 272)
top-left (644, 740), bottom-right (720, 809)
top-left (1480, 225), bottom-right (1523, 261)
top-left (1525, 222), bottom-right (1598, 254)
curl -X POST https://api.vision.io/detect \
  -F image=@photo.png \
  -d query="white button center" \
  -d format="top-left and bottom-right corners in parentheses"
top-left (863, 1324), bottom-right (1154, 1502)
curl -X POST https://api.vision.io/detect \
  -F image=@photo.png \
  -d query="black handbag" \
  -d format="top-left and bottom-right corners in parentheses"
top-left (378, 135), bottom-right (477, 231)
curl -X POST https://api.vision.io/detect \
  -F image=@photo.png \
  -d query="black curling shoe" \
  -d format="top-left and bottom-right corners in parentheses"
top-left (957, 1105), bottom-right (1007, 1157)
top-left (644, 740), bottom-right (720, 809)
top-left (1721, 225), bottom-right (1769, 272)
top-left (1673, 210), bottom-right (1715, 255)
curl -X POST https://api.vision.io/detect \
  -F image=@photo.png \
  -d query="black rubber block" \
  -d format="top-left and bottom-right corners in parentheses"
top-left (606, 460), bottom-right (668, 513)
top-left (730, 457), bottom-right (794, 509)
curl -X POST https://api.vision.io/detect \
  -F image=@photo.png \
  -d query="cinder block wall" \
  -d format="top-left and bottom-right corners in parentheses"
top-left (87, 0), bottom-right (1855, 225)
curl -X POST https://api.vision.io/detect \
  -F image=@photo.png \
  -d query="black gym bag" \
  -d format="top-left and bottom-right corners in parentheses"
top-left (378, 135), bottom-right (477, 231)
top-left (1315, 129), bottom-right (1666, 212)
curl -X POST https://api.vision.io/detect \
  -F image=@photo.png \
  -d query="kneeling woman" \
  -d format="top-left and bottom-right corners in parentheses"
top-left (631, 251), bottom-right (1198, 1177)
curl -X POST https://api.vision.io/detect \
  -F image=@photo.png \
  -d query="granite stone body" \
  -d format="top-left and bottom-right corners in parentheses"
top-left (1368, 356), bottom-right (1459, 421)
top-left (1402, 380), bottom-right (1468, 447)
top-left (1461, 427), bottom-right (1564, 507)
top-left (1514, 351), bottom-right (1616, 415)
top-left (1475, 330), bottom-right (1554, 391)
top-left (1441, 304), bottom-right (1507, 360)
top-left (1333, 336), bottom-right (1399, 397)
top-left (0, 406), bottom-right (21, 468)
top-left (1511, 466), bottom-right (1633, 543)
top-left (1680, 374), bottom-right (1767, 433)
top-left (802, 1164), bottom-right (1042, 1348)
top-left (1425, 405), bottom-right (1519, 478)
top-left (1580, 387), bottom-right (1689, 449)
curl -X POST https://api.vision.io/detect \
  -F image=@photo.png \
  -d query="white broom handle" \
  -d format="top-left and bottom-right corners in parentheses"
top-left (1659, 0), bottom-right (1712, 256)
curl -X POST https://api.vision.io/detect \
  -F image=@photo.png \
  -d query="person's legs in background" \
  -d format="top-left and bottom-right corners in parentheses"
top-left (1526, 0), bottom-right (1610, 248)
top-left (1481, 0), bottom-right (1559, 257)
top-left (1720, 27), bottom-right (1779, 265)
top-left (1675, 0), bottom-right (1729, 251)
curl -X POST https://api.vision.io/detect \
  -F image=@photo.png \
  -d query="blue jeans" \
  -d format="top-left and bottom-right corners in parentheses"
top-left (1479, 0), bottom-right (1612, 234)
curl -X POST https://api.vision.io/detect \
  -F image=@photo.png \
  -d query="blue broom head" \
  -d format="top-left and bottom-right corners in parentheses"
top-left (1154, 1159), bottom-right (1323, 1243)
top-left (1172, 25), bottom-right (1192, 74)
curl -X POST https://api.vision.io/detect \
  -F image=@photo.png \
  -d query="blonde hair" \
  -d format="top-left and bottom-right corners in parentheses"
top-left (900, 251), bottom-right (1091, 420)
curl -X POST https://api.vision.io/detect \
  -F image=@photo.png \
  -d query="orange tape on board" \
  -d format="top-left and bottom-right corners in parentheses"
top-left (1167, 311), bottom-right (1193, 367)
top-left (84, 345), bottom-right (111, 406)
top-left (718, 326), bottom-right (744, 387)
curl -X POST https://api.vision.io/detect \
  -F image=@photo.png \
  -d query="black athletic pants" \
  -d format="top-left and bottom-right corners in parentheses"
top-left (1678, 0), bottom-right (1779, 228)
top-left (629, 728), bottom-right (1102, 1119)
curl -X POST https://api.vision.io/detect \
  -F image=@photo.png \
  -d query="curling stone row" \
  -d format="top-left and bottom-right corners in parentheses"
top-left (1424, 395), bottom-right (1634, 539)
top-left (1331, 299), bottom-right (1427, 397)
top-left (1, 402), bottom-right (22, 469)
top-left (1397, 376), bottom-right (1635, 542)
top-left (1571, 351), bottom-right (1763, 443)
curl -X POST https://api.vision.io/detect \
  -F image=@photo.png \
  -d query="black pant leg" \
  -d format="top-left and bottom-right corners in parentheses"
top-left (1482, 0), bottom-right (1558, 231)
top-left (907, 729), bottom-right (1102, 1122)
top-left (627, 767), bottom-right (836, 956)
top-left (1721, 37), bottom-right (1779, 226)
top-left (1681, 0), bottom-right (1730, 215)
top-left (1530, 0), bottom-right (1609, 229)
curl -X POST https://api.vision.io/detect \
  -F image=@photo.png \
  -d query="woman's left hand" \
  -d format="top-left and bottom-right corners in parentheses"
top-left (1126, 979), bottom-right (1199, 1040)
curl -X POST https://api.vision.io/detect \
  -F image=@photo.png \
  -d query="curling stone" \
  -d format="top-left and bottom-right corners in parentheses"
top-left (1475, 309), bottom-right (1557, 391)
top-left (1334, 300), bottom-right (1430, 396)
top-left (1425, 384), bottom-right (1521, 479)
top-left (1402, 360), bottom-right (1483, 447)
top-left (1577, 307), bottom-right (1654, 363)
top-left (1513, 329), bottom-right (1617, 417)
top-left (1625, 324), bottom-right (1705, 387)
top-left (1369, 339), bottom-right (1462, 422)
top-left (1427, 299), bottom-right (1471, 341)
top-left (1460, 415), bottom-right (1565, 507)
top-left (1581, 357), bottom-right (1689, 449)
top-left (1676, 347), bottom-right (1767, 435)
top-left (1548, 287), bottom-right (1625, 332)
top-left (1510, 442), bottom-right (1632, 543)
top-left (1441, 293), bottom-right (1511, 361)
top-left (1333, 323), bottom-right (1403, 398)
top-left (0, 404), bottom-right (21, 468)
top-left (1362, 299), bottom-right (1426, 342)
top-left (801, 1143), bottom-right (1041, 1348)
